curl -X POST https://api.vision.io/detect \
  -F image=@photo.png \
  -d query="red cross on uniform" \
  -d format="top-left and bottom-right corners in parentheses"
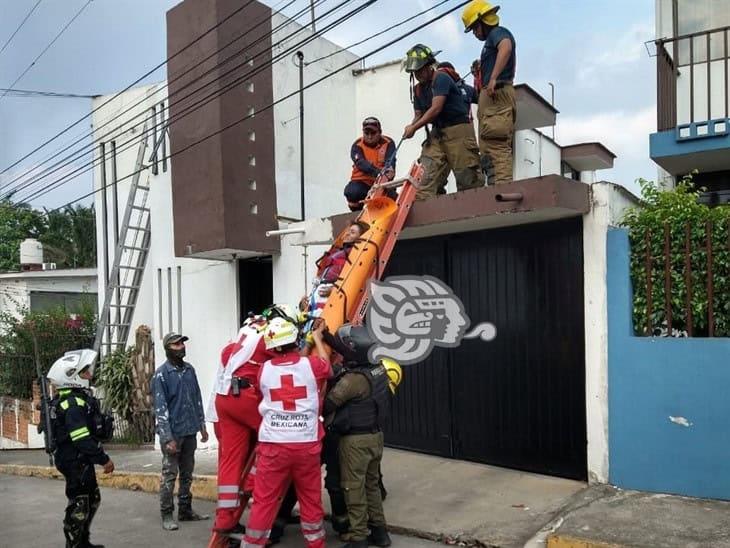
top-left (270, 374), bottom-right (308, 411)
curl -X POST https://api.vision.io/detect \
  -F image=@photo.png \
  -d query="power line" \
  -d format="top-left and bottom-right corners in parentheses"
top-left (0, 0), bottom-right (270, 176)
top-left (8, 0), bottom-right (360, 202)
top-left (0, 0), bottom-right (324, 198)
top-left (0, 0), bottom-right (92, 102)
top-left (0, 0), bottom-right (43, 56)
top-left (45, 0), bottom-right (472, 212)
top-left (305, 0), bottom-right (450, 65)
top-left (0, 88), bottom-right (96, 99)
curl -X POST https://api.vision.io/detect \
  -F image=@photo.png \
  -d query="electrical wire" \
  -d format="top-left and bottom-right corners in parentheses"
top-left (0, 0), bottom-right (92, 101)
top-left (44, 0), bottom-right (472, 212)
top-left (11, 0), bottom-right (371, 203)
top-left (0, 0), bottom-right (331, 198)
top-left (0, 0), bottom-right (264, 175)
top-left (0, 0), bottom-right (43, 56)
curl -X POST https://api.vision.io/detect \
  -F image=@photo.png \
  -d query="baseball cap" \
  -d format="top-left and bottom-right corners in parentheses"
top-left (163, 332), bottom-right (189, 347)
top-left (362, 117), bottom-right (381, 131)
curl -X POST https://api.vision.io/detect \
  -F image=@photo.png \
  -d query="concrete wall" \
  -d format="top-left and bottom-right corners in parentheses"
top-left (271, 12), bottom-right (358, 220)
top-left (582, 183), bottom-right (638, 483)
top-left (607, 227), bottom-right (730, 500)
top-left (514, 129), bottom-right (562, 181)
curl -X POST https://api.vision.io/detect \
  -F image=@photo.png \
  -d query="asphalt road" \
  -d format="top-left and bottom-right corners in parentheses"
top-left (1, 475), bottom-right (442, 547)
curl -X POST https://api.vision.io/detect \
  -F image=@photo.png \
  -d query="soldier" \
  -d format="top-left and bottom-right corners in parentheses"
top-left (323, 324), bottom-right (392, 548)
top-left (46, 349), bottom-right (115, 548)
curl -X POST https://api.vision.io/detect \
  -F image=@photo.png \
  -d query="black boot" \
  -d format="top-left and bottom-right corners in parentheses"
top-left (368, 525), bottom-right (392, 547)
top-left (341, 540), bottom-right (369, 548)
top-left (178, 508), bottom-right (210, 521)
top-left (331, 515), bottom-right (350, 535)
top-left (267, 517), bottom-right (287, 546)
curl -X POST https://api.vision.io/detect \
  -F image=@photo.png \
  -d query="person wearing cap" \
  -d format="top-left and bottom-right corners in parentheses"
top-left (402, 44), bottom-right (484, 199)
top-left (152, 332), bottom-right (210, 531)
top-left (462, 0), bottom-right (517, 185)
top-left (345, 117), bottom-right (397, 211)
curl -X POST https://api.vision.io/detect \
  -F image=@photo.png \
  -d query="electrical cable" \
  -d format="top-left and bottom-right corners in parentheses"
top-left (0, 0), bottom-right (43, 56)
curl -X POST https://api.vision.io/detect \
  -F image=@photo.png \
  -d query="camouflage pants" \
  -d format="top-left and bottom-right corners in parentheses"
top-left (477, 84), bottom-right (516, 185)
top-left (159, 434), bottom-right (197, 515)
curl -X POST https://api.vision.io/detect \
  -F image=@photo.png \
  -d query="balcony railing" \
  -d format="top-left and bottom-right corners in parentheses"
top-left (656, 26), bottom-right (730, 132)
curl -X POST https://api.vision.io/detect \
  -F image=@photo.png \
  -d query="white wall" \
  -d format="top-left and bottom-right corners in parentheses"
top-left (0, 274), bottom-right (96, 321)
top-left (513, 129), bottom-right (562, 180)
top-left (582, 182), bottom-right (639, 483)
top-left (676, 59), bottom-right (730, 126)
top-left (271, 13), bottom-right (359, 220)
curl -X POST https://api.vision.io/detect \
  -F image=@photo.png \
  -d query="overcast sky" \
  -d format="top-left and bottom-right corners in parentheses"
top-left (0, 0), bottom-right (656, 209)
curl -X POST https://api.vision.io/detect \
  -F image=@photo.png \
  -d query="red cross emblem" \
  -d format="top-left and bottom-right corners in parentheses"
top-left (270, 374), bottom-right (308, 411)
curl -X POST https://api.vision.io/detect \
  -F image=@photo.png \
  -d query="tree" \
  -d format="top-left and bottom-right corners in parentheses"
top-left (0, 199), bottom-right (46, 272)
top-left (41, 204), bottom-right (96, 268)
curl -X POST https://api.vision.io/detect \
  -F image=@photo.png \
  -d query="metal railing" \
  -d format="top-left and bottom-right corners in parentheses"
top-left (656, 25), bottom-right (730, 131)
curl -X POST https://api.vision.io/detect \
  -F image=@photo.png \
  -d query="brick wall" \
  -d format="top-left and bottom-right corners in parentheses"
top-left (0, 382), bottom-right (41, 446)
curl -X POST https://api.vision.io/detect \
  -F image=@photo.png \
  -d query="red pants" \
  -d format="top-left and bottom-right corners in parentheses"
top-left (243, 442), bottom-right (325, 548)
top-left (214, 387), bottom-right (261, 531)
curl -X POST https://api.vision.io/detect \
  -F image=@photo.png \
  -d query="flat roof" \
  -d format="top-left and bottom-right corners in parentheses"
top-left (0, 268), bottom-right (97, 280)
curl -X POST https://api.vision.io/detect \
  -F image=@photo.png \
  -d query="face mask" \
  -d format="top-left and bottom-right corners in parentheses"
top-left (166, 347), bottom-right (186, 361)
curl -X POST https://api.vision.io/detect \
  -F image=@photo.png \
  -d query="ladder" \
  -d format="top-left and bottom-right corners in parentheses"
top-left (93, 123), bottom-right (165, 356)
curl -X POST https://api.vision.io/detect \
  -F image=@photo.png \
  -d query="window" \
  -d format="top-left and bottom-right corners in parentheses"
top-left (30, 292), bottom-right (97, 313)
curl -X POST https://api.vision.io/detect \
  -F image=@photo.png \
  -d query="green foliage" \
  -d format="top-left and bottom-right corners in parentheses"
top-left (41, 205), bottom-right (97, 268)
top-left (0, 303), bottom-right (96, 398)
top-left (0, 200), bottom-right (96, 272)
top-left (621, 176), bottom-right (730, 336)
top-left (0, 199), bottom-right (46, 272)
top-left (94, 346), bottom-right (134, 418)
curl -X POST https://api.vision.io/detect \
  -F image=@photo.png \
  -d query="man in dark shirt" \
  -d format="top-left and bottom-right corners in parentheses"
top-left (462, 1), bottom-right (517, 185)
top-left (402, 44), bottom-right (484, 199)
top-left (152, 332), bottom-right (210, 531)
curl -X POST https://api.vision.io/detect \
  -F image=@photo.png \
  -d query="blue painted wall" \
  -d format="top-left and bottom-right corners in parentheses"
top-left (607, 228), bottom-right (730, 500)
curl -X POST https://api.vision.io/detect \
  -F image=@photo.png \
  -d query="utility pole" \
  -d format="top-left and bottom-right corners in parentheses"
top-left (548, 82), bottom-right (555, 140)
top-left (310, 0), bottom-right (316, 32)
top-left (297, 51), bottom-right (305, 220)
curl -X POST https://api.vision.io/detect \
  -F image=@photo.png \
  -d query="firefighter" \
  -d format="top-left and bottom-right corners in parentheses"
top-left (211, 314), bottom-right (273, 538)
top-left (345, 117), bottom-right (397, 211)
top-left (323, 324), bottom-right (392, 548)
top-left (46, 349), bottom-right (115, 548)
top-left (462, 1), bottom-right (517, 185)
top-left (402, 44), bottom-right (484, 199)
top-left (242, 318), bottom-right (332, 548)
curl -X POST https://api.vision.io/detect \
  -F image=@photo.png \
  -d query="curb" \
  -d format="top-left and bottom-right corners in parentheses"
top-left (546, 535), bottom-right (624, 548)
top-left (0, 464), bottom-right (218, 501)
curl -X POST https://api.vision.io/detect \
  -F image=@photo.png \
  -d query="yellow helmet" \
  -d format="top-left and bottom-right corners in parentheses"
top-left (381, 358), bottom-right (403, 395)
top-left (264, 317), bottom-right (299, 350)
top-left (462, 0), bottom-right (500, 32)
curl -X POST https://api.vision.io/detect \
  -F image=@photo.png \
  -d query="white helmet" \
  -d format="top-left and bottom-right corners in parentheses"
top-left (47, 349), bottom-right (98, 389)
top-left (264, 317), bottom-right (299, 350)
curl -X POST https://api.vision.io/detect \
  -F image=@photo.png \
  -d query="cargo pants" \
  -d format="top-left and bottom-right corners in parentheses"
top-left (339, 431), bottom-right (386, 542)
top-left (159, 434), bottom-right (196, 516)
top-left (417, 122), bottom-right (484, 199)
top-left (477, 84), bottom-right (516, 185)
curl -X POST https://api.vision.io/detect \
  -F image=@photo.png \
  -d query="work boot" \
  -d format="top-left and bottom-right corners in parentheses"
top-left (332, 515), bottom-right (350, 535)
top-left (341, 540), bottom-right (369, 548)
top-left (178, 508), bottom-right (210, 521)
top-left (224, 523), bottom-right (245, 547)
top-left (267, 517), bottom-right (287, 546)
top-left (162, 513), bottom-right (179, 531)
top-left (368, 525), bottom-right (392, 547)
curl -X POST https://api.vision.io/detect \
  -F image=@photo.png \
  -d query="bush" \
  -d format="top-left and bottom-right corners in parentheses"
top-left (0, 302), bottom-right (96, 397)
top-left (94, 346), bottom-right (134, 417)
top-left (621, 177), bottom-right (730, 336)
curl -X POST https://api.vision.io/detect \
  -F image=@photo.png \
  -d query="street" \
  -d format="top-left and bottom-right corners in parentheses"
top-left (0, 475), bottom-right (442, 547)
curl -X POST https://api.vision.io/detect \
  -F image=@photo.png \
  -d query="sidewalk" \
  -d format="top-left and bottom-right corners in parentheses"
top-left (3, 446), bottom-right (730, 547)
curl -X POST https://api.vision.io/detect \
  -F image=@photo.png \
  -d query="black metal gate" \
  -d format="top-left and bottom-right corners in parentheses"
top-left (381, 218), bottom-right (587, 480)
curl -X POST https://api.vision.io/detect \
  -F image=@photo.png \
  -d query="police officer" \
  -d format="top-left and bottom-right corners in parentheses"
top-left (323, 324), bottom-right (392, 548)
top-left (46, 349), bottom-right (115, 548)
top-left (402, 43), bottom-right (484, 199)
top-left (462, 1), bottom-right (517, 185)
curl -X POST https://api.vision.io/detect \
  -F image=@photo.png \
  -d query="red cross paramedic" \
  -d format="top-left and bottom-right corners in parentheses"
top-left (209, 315), bottom-right (273, 536)
top-left (243, 317), bottom-right (332, 548)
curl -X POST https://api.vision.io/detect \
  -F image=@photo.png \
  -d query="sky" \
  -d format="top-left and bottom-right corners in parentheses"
top-left (0, 0), bottom-right (657, 209)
